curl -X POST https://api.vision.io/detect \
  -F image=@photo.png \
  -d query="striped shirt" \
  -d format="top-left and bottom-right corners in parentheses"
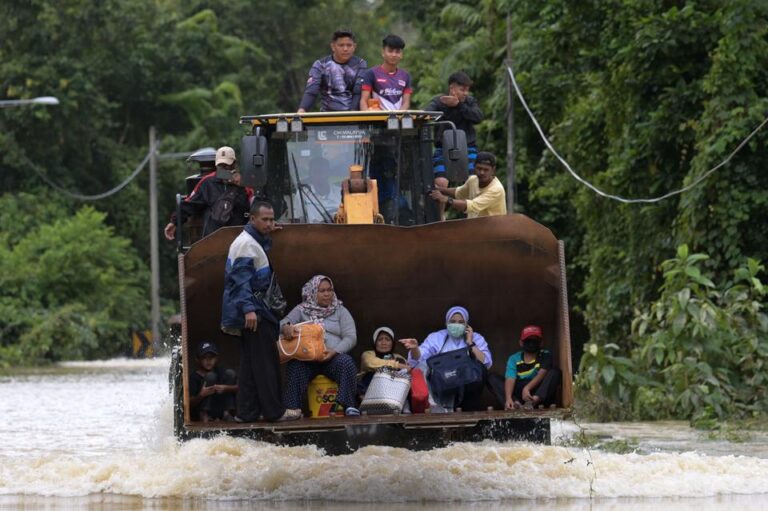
top-left (505, 350), bottom-right (553, 382)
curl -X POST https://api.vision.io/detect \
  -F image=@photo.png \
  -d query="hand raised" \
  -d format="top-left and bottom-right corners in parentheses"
top-left (163, 223), bottom-right (176, 241)
top-left (440, 95), bottom-right (459, 107)
top-left (465, 325), bottom-right (474, 344)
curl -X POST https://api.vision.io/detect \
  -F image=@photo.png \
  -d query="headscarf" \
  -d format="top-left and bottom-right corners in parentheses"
top-left (299, 275), bottom-right (341, 321)
top-left (372, 326), bottom-right (397, 359)
top-left (445, 305), bottom-right (469, 325)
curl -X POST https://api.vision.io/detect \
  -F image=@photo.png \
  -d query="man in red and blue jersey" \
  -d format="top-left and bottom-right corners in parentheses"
top-left (359, 34), bottom-right (412, 111)
top-left (297, 29), bottom-right (368, 112)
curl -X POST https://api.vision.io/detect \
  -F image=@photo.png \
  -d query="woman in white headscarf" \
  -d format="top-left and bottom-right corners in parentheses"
top-left (400, 305), bottom-right (492, 412)
top-left (280, 275), bottom-right (360, 416)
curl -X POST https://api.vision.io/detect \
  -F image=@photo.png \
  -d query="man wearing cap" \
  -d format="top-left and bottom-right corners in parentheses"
top-left (221, 200), bottom-right (302, 422)
top-left (503, 325), bottom-right (561, 410)
top-left (164, 147), bottom-right (216, 241)
top-left (188, 340), bottom-right (238, 422)
top-left (297, 28), bottom-right (368, 112)
top-left (429, 151), bottom-right (506, 219)
top-left (164, 145), bottom-right (252, 241)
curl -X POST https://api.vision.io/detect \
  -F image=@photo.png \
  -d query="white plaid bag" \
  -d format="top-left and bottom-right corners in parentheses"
top-left (360, 368), bottom-right (411, 415)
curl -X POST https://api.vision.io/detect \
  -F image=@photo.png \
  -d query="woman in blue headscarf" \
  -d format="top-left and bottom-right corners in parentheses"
top-left (400, 305), bottom-right (492, 412)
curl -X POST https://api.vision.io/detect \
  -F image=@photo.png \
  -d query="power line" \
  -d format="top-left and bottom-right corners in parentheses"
top-left (31, 150), bottom-right (193, 201)
top-left (31, 152), bottom-right (151, 201)
top-left (506, 65), bottom-right (768, 204)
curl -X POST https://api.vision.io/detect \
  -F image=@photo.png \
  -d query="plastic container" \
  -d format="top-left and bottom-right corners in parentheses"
top-left (307, 375), bottom-right (338, 418)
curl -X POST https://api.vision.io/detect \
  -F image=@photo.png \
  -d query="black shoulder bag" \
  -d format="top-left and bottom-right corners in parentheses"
top-left (426, 335), bottom-right (484, 395)
top-left (252, 248), bottom-right (287, 318)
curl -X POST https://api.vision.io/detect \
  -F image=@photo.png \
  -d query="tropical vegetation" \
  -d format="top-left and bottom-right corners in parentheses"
top-left (1, 0), bottom-right (766, 423)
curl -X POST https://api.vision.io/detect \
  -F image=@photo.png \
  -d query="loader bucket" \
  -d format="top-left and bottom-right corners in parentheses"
top-left (178, 214), bottom-right (573, 425)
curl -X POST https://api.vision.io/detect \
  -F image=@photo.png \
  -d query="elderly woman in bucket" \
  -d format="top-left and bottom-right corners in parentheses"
top-left (400, 306), bottom-right (492, 412)
top-left (357, 326), bottom-right (409, 397)
top-left (280, 275), bottom-right (360, 416)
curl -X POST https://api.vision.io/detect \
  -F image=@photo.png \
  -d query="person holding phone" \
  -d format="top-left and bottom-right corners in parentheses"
top-left (165, 146), bottom-right (253, 240)
top-left (400, 306), bottom-right (492, 412)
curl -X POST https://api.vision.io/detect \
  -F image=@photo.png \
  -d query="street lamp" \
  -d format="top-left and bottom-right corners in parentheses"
top-left (0, 96), bottom-right (60, 108)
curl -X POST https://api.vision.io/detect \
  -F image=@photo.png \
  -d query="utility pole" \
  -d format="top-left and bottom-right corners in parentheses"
top-left (506, 14), bottom-right (516, 214)
top-left (149, 126), bottom-right (161, 351)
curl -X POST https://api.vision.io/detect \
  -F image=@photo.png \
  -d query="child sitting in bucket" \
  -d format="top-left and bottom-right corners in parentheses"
top-left (357, 326), bottom-right (409, 397)
top-left (189, 341), bottom-right (238, 422)
top-left (503, 325), bottom-right (561, 410)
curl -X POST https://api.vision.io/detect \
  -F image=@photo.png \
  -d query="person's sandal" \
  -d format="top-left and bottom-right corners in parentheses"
top-left (276, 408), bottom-right (302, 422)
top-left (522, 400), bottom-right (534, 410)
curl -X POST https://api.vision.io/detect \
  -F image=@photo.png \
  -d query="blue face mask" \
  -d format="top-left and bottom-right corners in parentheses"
top-left (447, 323), bottom-right (466, 338)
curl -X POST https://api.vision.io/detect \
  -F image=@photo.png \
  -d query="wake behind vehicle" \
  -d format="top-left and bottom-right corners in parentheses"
top-left (170, 110), bottom-right (574, 454)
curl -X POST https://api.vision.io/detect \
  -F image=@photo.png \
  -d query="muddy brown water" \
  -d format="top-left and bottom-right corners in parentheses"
top-left (0, 359), bottom-right (767, 510)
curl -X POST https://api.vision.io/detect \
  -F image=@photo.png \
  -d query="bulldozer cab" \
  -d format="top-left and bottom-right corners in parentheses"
top-left (239, 111), bottom-right (465, 226)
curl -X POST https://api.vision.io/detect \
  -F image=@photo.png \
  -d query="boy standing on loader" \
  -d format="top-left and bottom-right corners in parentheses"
top-left (360, 35), bottom-right (412, 111)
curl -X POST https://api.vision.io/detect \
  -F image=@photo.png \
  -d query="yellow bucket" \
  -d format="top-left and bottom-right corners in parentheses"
top-left (307, 375), bottom-right (339, 419)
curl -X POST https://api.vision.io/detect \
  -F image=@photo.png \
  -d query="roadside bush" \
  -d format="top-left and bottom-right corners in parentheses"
top-left (0, 205), bottom-right (148, 366)
top-left (577, 244), bottom-right (768, 424)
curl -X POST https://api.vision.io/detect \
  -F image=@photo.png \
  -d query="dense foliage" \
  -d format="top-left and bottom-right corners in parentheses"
top-left (0, 197), bottom-right (148, 365)
top-left (385, 1), bottom-right (768, 420)
top-left (0, 0), bottom-right (389, 364)
top-left (578, 245), bottom-right (767, 423)
top-left (1, 0), bottom-right (766, 423)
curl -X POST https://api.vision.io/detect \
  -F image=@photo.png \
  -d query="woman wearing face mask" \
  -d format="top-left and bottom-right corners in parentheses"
top-left (400, 306), bottom-right (492, 412)
top-left (503, 325), bottom-right (561, 410)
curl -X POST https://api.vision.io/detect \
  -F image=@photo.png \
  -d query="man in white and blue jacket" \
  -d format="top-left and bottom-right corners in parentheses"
top-left (221, 201), bottom-right (301, 422)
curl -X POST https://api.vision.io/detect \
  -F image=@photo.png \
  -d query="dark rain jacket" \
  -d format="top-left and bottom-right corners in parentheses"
top-left (178, 176), bottom-right (250, 238)
top-left (425, 95), bottom-right (484, 147)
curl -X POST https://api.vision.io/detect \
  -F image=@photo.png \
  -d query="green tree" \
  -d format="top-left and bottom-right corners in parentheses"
top-left (0, 206), bottom-right (148, 365)
top-left (579, 245), bottom-right (768, 423)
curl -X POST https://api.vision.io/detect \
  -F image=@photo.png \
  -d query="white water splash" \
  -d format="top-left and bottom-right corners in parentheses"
top-left (1, 437), bottom-right (768, 500)
top-left (1, 359), bottom-right (768, 505)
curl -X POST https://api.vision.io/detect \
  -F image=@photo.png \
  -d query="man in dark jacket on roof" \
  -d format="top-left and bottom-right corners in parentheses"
top-left (297, 28), bottom-right (368, 112)
top-left (164, 146), bottom-right (251, 241)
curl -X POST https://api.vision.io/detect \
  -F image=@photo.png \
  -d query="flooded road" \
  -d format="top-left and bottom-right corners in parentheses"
top-left (0, 359), bottom-right (767, 510)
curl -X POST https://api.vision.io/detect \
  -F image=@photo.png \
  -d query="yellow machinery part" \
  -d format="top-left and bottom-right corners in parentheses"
top-left (335, 176), bottom-right (381, 224)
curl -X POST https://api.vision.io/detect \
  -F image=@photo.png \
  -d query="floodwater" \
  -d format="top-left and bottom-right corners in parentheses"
top-left (0, 359), bottom-right (767, 510)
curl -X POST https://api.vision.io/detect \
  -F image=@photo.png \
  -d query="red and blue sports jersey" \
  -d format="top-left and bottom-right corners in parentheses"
top-left (361, 65), bottom-right (412, 110)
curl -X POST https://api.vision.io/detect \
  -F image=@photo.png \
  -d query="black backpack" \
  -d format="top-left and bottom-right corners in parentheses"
top-left (209, 186), bottom-right (240, 228)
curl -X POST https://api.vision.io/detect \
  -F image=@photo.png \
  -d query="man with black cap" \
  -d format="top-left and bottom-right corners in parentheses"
top-left (429, 151), bottom-right (506, 219)
top-left (188, 340), bottom-right (238, 422)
